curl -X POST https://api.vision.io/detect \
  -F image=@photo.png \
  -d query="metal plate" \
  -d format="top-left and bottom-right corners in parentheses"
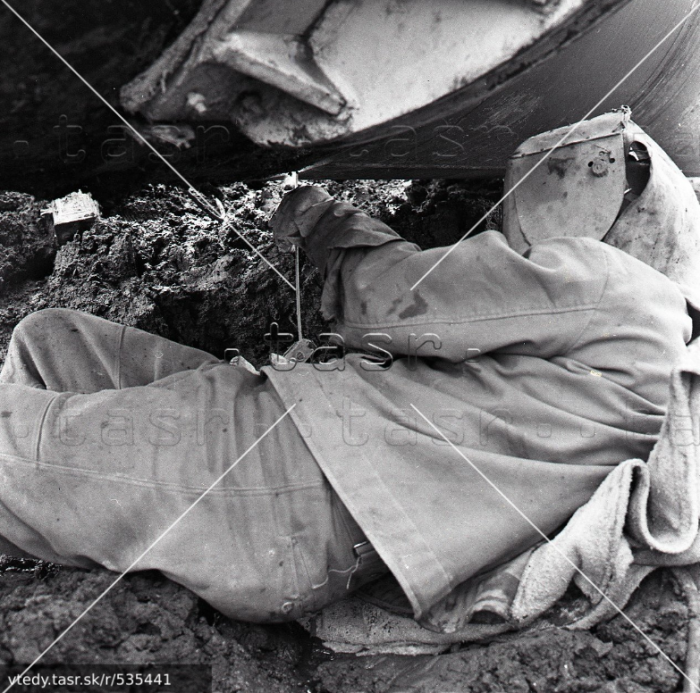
top-left (510, 134), bottom-right (627, 245)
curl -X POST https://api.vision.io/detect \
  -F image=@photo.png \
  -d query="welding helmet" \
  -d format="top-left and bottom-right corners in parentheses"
top-left (502, 109), bottom-right (700, 311)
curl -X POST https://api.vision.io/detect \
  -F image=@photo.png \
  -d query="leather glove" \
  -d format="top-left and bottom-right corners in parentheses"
top-left (269, 186), bottom-right (334, 252)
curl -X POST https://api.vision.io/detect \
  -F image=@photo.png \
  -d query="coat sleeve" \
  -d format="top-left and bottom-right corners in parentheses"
top-left (303, 200), bottom-right (609, 363)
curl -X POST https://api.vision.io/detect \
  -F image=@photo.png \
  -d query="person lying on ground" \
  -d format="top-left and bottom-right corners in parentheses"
top-left (0, 149), bottom-right (696, 625)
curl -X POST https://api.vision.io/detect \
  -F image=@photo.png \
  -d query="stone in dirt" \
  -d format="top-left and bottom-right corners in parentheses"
top-left (41, 191), bottom-right (100, 246)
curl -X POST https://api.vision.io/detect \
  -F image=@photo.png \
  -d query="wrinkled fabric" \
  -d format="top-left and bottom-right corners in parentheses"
top-left (0, 309), bottom-right (378, 622)
top-left (304, 337), bottom-right (700, 652)
top-left (603, 125), bottom-right (700, 306)
top-left (264, 203), bottom-right (692, 619)
top-left (513, 337), bottom-right (700, 628)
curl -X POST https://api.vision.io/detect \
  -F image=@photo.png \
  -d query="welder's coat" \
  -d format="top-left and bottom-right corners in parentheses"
top-left (264, 203), bottom-right (693, 618)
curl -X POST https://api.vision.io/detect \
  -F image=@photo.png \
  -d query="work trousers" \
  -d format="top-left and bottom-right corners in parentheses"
top-left (0, 308), bottom-right (381, 622)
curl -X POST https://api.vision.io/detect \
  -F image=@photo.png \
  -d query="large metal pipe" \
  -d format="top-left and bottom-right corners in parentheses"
top-left (303, 0), bottom-right (700, 179)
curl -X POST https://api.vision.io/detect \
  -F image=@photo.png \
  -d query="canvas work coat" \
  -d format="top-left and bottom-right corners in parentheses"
top-left (264, 195), bottom-right (694, 620)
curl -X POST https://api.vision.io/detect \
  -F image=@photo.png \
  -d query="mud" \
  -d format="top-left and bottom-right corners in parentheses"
top-left (0, 180), bottom-right (692, 692)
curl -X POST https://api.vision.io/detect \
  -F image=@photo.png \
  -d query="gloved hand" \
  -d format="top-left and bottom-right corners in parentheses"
top-left (269, 185), bottom-right (334, 252)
